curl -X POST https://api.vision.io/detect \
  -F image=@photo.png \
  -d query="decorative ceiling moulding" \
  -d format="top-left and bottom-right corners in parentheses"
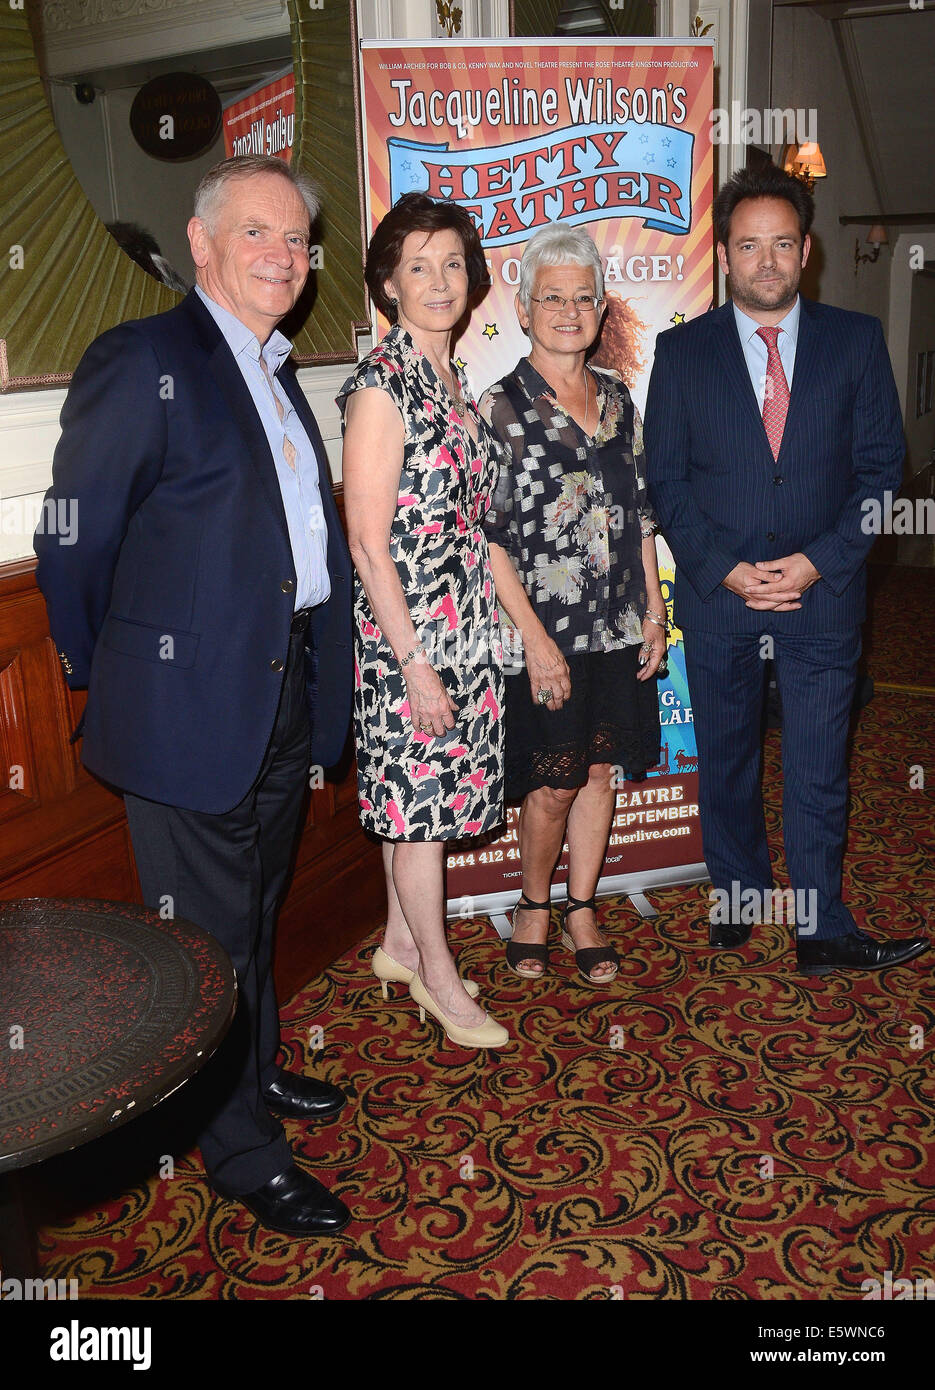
top-left (43, 0), bottom-right (210, 31)
top-left (40, 0), bottom-right (290, 74)
top-left (0, 0), bottom-right (367, 389)
top-left (41, 0), bottom-right (281, 33)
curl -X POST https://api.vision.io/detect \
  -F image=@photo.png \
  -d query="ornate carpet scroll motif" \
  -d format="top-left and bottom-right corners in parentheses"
top-left (34, 577), bottom-right (935, 1298)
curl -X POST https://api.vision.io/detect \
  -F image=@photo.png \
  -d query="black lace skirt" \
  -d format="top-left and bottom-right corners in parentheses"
top-left (504, 644), bottom-right (661, 803)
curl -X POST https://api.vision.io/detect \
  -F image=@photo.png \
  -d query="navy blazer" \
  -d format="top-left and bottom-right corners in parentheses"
top-left (643, 297), bottom-right (904, 633)
top-left (35, 290), bottom-right (353, 814)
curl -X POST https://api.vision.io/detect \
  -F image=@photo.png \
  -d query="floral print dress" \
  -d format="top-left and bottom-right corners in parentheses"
top-left (479, 357), bottom-right (656, 660)
top-left (336, 324), bottom-right (505, 841)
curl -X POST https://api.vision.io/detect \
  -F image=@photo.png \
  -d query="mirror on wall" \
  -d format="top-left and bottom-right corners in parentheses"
top-left (3, 1), bottom-right (365, 385)
top-left (27, 2), bottom-right (296, 293)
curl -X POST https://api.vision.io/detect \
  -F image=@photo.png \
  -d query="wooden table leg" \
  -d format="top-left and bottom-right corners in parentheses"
top-left (0, 1171), bottom-right (38, 1280)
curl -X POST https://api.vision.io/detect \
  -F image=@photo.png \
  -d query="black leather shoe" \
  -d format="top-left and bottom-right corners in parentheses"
top-left (705, 918), bottom-right (754, 948)
top-left (263, 1071), bottom-right (347, 1120)
top-left (214, 1164), bottom-right (351, 1236)
top-left (797, 931), bottom-right (930, 977)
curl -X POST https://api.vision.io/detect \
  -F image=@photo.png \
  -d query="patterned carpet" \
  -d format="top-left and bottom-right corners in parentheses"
top-left (33, 569), bottom-right (935, 1299)
top-left (865, 563), bottom-right (935, 690)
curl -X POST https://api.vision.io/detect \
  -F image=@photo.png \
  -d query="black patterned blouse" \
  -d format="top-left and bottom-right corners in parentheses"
top-left (478, 357), bottom-right (656, 658)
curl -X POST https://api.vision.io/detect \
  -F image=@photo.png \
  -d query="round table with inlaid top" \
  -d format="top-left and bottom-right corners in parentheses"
top-left (0, 898), bottom-right (236, 1278)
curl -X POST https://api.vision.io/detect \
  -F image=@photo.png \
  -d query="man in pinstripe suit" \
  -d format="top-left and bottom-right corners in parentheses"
top-left (644, 164), bottom-right (928, 976)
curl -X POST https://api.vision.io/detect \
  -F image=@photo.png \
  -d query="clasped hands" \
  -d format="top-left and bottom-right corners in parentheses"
top-left (723, 553), bottom-right (820, 611)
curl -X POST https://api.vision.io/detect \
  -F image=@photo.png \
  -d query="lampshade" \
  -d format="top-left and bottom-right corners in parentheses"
top-left (867, 224), bottom-right (888, 246)
top-left (793, 143), bottom-right (827, 179)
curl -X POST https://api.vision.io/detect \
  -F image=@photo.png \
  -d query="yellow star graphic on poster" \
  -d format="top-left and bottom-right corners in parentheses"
top-left (482, 323), bottom-right (499, 340)
top-left (671, 311), bottom-right (686, 325)
top-left (454, 357), bottom-right (467, 371)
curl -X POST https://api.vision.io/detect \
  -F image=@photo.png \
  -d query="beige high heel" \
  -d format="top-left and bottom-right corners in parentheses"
top-left (408, 973), bottom-right (509, 1048)
top-left (371, 946), bottom-right (480, 999)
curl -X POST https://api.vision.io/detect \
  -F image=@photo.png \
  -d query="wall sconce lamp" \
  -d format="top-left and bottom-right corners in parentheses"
top-left (781, 142), bottom-right (828, 193)
top-left (855, 224), bottom-right (888, 274)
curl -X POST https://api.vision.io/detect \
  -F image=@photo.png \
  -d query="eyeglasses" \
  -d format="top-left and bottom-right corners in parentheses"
top-left (529, 294), bottom-right (601, 312)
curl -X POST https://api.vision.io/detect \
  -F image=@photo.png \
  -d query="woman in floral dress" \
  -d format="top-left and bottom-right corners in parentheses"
top-left (479, 224), bottom-right (666, 987)
top-left (338, 193), bottom-right (507, 1048)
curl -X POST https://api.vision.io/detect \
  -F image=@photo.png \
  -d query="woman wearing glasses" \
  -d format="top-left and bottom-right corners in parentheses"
top-left (478, 224), bottom-right (666, 986)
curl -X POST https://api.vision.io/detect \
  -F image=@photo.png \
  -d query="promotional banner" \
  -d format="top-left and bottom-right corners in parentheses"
top-left (222, 68), bottom-right (295, 162)
top-left (359, 39), bottom-right (713, 928)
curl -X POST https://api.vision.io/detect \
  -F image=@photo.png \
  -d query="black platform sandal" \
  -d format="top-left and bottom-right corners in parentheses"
top-left (506, 894), bottom-right (552, 979)
top-left (561, 896), bottom-right (619, 985)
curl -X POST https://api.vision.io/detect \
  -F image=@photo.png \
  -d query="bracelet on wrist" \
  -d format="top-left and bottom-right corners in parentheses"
top-left (644, 610), bottom-right (668, 629)
top-left (399, 643), bottom-right (426, 669)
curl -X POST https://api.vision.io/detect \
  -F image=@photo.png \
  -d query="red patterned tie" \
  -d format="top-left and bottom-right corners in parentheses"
top-left (756, 325), bottom-right (790, 461)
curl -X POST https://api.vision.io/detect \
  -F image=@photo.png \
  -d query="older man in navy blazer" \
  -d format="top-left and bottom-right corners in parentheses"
top-left (645, 164), bottom-right (928, 975)
top-left (35, 156), bottom-right (354, 1234)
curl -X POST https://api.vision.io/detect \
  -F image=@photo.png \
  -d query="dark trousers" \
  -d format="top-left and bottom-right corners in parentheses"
top-left (683, 627), bottom-right (861, 940)
top-left (125, 627), bottom-right (311, 1192)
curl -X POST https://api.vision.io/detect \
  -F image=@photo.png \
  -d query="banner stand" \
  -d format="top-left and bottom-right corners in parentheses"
top-left (357, 37), bottom-right (715, 934)
top-left (451, 862), bottom-right (710, 940)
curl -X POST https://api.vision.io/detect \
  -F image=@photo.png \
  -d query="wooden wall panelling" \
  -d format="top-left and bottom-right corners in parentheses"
top-left (0, 563), bottom-right (127, 894)
top-left (0, 642), bottom-right (41, 822)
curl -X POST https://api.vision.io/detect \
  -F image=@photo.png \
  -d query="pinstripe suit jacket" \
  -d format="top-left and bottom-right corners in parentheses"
top-left (643, 296), bottom-right (904, 632)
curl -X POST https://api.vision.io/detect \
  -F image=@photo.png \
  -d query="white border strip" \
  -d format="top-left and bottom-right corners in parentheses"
top-left (359, 38), bottom-right (716, 49)
top-left (449, 863), bottom-right (710, 938)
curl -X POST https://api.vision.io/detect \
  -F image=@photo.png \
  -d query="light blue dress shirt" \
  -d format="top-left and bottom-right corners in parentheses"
top-left (195, 286), bottom-right (330, 611)
top-left (732, 296), bottom-right (800, 409)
